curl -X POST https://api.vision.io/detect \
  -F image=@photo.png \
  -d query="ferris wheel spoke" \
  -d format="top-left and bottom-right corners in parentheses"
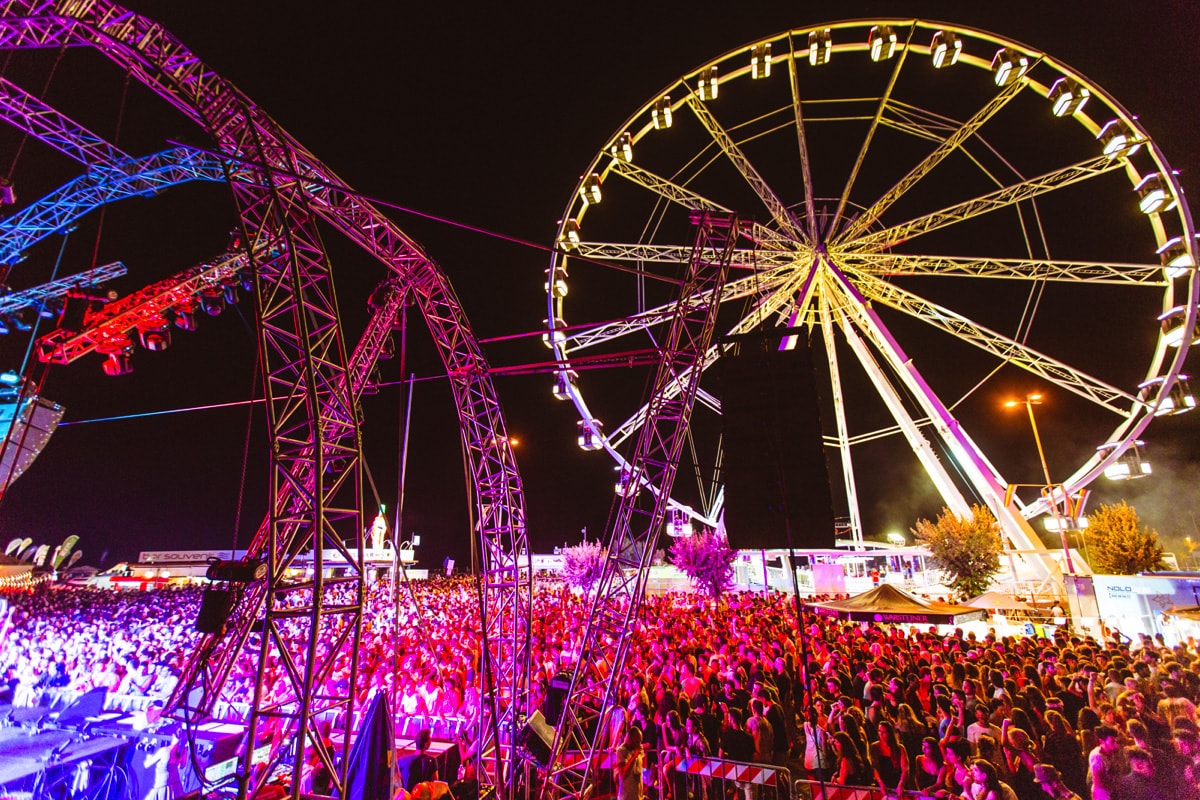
top-left (572, 241), bottom-right (791, 269)
top-left (561, 269), bottom-right (796, 353)
top-left (786, 45), bottom-right (817, 237)
top-left (847, 268), bottom-right (1139, 413)
top-left (609, 159), bottom-right (795, 250)
top-left (836, 70), bottom-right (1034, 244)
top-left (684, 93), bottom-right (810, 243)
top-left (830, 25), bottom-right (914, 235)
top-left (843, 154), bottom-right (1124, 253)
top-left (843, 252), bottom-right (1168, 285)
top-left (590, 276), bottom-right (806, 445)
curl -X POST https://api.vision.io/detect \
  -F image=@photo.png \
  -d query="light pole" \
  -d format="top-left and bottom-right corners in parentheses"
top-left (1005, 393), bottom-right (1075, 575)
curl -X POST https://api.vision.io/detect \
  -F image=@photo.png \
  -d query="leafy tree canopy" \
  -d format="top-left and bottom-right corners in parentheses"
top-left (912, 504), bottom-right (1002, 601)
top-left (1084, 500), bottom-right (1165, 576)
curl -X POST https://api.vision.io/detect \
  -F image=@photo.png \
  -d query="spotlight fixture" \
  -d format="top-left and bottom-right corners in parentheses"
top-left (809, 29), bottom-right (832, 66)
top-left (1048, 77), bottom-right (1089, 117)
top-left (652, 96), bottom-right (673, 129)
top-left (138, 324), bottom-right (172, 352)
top-left (199, 290), bottom-right (225, 316)
top-left (868, 25), bottom-right (897, 62)
top-left (171, 306), bottom-right (198, 332)
top-left (101, 349), bottom-right (134, 377)
top-left (697, 65), bottom-right (719, 101)
top-left (751, 43), bottom-right (771, 79)
top-left (930, 31), bottom-right (961, 68)
top-left (991, 47), bottom-right (1029, 86)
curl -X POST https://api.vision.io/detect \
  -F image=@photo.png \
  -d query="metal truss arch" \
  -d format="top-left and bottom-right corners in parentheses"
top-left (0, 3), bottom-right (529, 798)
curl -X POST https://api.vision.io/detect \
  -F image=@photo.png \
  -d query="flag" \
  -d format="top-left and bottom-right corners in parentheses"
top-left (53, 535), bottom-right (80, 569)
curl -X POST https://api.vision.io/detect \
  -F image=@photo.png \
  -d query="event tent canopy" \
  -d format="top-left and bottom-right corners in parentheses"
top-left (1165, 606), bottom-right (1200, 622)
top-left (806, 584), bottom-right (987, 625)
top-left (965, 592), bottom-right (1038, 612)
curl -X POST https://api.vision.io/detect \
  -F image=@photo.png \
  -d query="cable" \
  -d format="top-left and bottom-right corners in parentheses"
top-left (231, 336), bottom-right (263, 554)
top-left (166, 140), bottom-right (684, 286)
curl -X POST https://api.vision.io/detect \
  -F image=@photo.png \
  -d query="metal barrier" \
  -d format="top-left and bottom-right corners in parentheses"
top-left (792, 779), bottom-right (938, 800)
top-left (666, 755), bottom-right (792, 800)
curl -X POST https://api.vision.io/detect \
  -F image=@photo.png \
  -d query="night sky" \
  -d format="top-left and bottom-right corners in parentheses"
top-left (1, 0), bottom-right (1198, 572)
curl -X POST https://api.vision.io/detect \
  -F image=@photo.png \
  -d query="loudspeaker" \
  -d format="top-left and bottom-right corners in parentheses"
top-left (544, 673), bottom-right (571, 726)
top-left (720, 336), bottom-right (835, 550)
top-left (195, 588), bottom-right (234, 633)
top-left (517, 710), bottom-right (555, 767)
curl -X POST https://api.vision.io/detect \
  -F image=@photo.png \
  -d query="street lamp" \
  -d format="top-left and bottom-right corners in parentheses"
top-left (1005, 393), bottom-right (1075, 574)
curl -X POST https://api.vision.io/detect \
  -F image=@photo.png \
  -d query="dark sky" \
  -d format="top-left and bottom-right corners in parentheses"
top-left (1, 0), bottom-right (1198, 571)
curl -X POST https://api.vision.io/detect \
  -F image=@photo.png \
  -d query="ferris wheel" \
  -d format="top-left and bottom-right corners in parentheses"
top-left (544, 19), bottom-right (1198, 560)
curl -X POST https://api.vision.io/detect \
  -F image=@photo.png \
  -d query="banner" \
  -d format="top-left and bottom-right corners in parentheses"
top-left (53, 534), bottom-right (80, 569)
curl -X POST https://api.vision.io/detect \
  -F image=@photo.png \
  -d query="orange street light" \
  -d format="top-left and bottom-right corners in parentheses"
top-left (1005, 392), bottom-right (1074, 574)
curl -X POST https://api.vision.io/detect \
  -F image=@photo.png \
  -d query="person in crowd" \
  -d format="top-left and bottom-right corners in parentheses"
top-left (1033, 764), bottom-right (1082, 800)
top-left (614, 724), bottom-right (645, 800)
top-left (832, 731), bottom-right (870, 787)
top-left (803, 712), bottom-right (834, 783)
top-left (13, 573), bottom-right (1200, 800)
top-left (915, 736), bottom-right (947, 792)
top-left (400, 729), bottom-right (438, 791)
top-left (1115, 747), bottom-right (1164, 800)
top-left (871, 719), bottom-right (909, 795)
top-left (1087, 725), bottom-right (1128, 800)
top-left (719, 707), bottom-right (755, 764)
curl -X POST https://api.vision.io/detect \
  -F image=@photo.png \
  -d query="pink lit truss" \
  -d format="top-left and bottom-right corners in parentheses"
top-left (544, 213), bottom-right (743, 800)
top-left (0, 3), bottom-right (530, 798)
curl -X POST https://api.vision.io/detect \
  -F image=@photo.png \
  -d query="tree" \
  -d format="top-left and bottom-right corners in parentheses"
top-left (912, 504), bottom-right (1002, 601)
top-left (670, 530), bottom-right (735, 599)
top-left (561, 540), bottom-right (605, 593)
top-left (1084, 501), bottom-right (1165, 575)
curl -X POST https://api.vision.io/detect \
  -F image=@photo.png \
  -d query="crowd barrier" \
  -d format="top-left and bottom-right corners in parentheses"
top-left (661, 755), bottom-right (792, 800)
top-left (26, 687), bottom-right (160, 714)
top-left (21, 687), bottom-right (476, 741)
top-left (794, 779), bottom-right (938, 800)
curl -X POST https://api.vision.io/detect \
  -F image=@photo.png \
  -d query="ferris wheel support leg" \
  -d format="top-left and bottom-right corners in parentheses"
top-left (831, 301), bottom-right (972, 520)
top-left (825, 262), bottom-right (1059, 587)
top-left (818, 291), bottom-right (864, 545)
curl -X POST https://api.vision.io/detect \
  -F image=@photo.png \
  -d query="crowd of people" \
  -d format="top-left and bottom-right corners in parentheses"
top-left (3, 575), bottom-right (1200, 800)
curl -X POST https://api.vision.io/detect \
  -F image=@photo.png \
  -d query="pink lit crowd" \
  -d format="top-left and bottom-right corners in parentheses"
top-left (4, 576), bottom-right (1200, 800)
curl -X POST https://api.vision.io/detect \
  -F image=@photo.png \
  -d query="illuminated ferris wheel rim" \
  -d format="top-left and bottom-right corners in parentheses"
top-left (545, 18), bottom-right (1198, 530)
